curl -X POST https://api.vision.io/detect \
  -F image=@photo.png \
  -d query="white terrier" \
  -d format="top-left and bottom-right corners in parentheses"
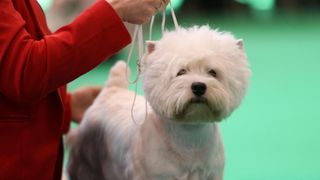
top-left (68, 26), bottom-right (250, 180)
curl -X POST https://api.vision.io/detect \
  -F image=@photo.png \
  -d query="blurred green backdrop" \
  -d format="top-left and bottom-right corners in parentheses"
top-left (41, 0), bottom-right (320, 179)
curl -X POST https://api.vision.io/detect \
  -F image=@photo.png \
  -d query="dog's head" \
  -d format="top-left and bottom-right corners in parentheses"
top-left (142, 26), bottom-right (250, 123)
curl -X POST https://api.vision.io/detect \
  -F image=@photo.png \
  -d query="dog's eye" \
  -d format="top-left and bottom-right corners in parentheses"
top-left (208, 69), bottom-right (217, 77)
top-left (177, 69), bottom-right (187, 76)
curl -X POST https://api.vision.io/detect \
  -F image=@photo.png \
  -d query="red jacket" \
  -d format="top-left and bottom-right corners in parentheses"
top-left (0, 0), bottom-right (131, 179)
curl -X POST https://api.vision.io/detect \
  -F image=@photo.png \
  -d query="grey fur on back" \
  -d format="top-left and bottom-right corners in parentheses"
top-left (67, 122), bottom-right (121, 180)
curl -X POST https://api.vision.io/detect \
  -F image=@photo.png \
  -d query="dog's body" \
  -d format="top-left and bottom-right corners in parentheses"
top-left (68, 26), bottom-right (250, 180)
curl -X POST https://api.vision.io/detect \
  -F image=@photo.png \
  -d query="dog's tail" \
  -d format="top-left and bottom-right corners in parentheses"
top-left (105, 61), bottom-right (130, 89)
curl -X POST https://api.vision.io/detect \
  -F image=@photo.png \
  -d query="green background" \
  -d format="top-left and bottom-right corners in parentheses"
top-left (65, 11), bottom-right (320, 179)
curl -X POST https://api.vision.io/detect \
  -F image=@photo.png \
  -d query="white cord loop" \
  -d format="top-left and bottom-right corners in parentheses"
top-left (126, 25), bottom-right (143, 84)
top-left (126, 2), bottom-right (179, 125)
top-left (161, 1), bottom-right (179, 33)
top-left (169, 1), bottom-right (179, 30)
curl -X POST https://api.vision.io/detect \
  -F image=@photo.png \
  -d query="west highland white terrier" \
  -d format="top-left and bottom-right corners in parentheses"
top-left (68, 26), bottom-right (250, 180)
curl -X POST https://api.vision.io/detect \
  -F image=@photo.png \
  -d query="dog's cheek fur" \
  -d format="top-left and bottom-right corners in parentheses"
top-left (162, 80), bottom-right (191, 120)
top-left (142, 58), bottom-right (174, 119)
top-left (143, 75), bottom-right (173, 119)
top-left (222, 54), bottom-right (250, 113)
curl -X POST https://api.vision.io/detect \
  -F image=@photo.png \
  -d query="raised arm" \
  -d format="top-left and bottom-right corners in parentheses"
top-left (0, 0), bottom-right (131, 104)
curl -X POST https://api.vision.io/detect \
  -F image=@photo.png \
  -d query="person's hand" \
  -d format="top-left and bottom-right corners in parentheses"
top-left (106, 0), bottom-right (170, 24)
top-left (70, 86), bottom-right (101, 123)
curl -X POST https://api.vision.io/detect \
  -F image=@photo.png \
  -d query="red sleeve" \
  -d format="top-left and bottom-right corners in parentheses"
top-left (0, 0), bottom-right (131, 104)
top-left (62, 91), bottom-right (72, 133)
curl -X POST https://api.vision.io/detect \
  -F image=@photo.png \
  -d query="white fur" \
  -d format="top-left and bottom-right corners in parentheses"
top-left (70, 26), bottom-right (250, 180)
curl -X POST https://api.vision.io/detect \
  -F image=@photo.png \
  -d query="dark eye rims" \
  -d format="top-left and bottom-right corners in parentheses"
top-left (177, 69), bottom-right (218, 77)
top-left (177, 69), bottom-right (187, 76)
top-left (208, 69), bottom-right (217, 77)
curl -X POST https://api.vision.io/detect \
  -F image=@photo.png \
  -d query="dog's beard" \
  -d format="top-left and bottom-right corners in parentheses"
top-left (176, 103), bottom-right (219, 123)
top-left (173, 95), bottom-right (224, 123)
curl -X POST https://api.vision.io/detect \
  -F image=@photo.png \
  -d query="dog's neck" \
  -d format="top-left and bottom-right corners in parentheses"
top-left (137, 112), bottom-right (223, 178)
top-left (148, 113), bottom-right (217, 154)
top-left (166, 123), bottom-right (215, 149)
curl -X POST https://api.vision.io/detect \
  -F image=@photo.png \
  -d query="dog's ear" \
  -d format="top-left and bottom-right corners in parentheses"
top-left (142, 41), bottom-right (157, 67)
top-left (146, 41), bottom-right (157, 54)
top-left (236, 39), bottom-right (244, 50)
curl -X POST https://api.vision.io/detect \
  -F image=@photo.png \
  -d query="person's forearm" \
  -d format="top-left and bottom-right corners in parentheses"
top-left (0, 0), bottom-right (130, 104)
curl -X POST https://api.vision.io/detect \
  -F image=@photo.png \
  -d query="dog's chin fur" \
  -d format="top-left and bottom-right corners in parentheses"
top-left (174, 99), bottom-right (221, 123)
top-left (68, 26), bottom-right (250, 180)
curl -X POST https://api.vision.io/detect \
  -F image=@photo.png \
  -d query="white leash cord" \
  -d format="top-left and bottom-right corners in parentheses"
top-left (126, 2), bottom-right (179, 125)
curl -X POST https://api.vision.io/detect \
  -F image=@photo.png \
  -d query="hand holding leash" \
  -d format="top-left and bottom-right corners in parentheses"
top-left (106, 0), bottom-right (170, 24)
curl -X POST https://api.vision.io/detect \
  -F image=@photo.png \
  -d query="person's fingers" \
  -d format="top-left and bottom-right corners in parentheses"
top-left (154, 0), bottom-right (162, 11)
top-left (155, 6), bottom-right (159, 12)
top-left (158, 0), bottom-right (169, 11)
top-left (162, 0), bottom-right (168, 5)
top-left (162, 0), bottom-right (170, 6)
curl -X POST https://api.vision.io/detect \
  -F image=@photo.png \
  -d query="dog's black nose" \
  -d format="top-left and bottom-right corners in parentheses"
top-left (191, 82), bottom-right (207, 97)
